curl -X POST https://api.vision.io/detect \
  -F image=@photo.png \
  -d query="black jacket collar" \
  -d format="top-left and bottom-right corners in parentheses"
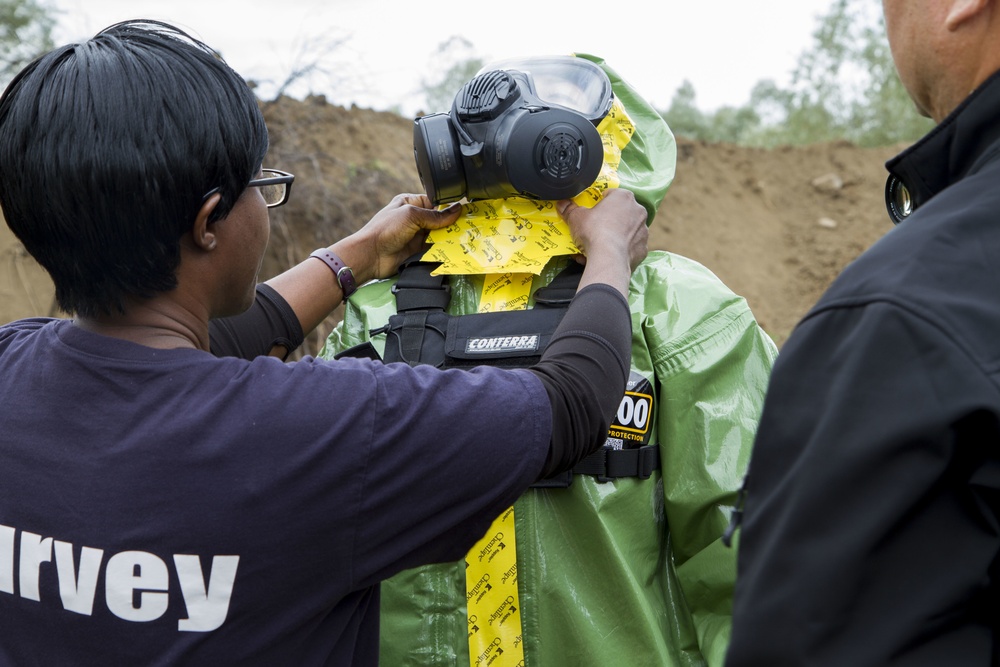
top-left (884, 68), bottom-right (1000, 223)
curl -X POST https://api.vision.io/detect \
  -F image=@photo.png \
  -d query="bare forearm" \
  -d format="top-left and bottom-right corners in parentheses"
top-left (557, 189), bottom-right (647, 298)
top-left (575, 251), bottom-right (633, 298)
top-left (263, 235), bottom-right (377, 339)
top-left (263, 195), bottom-right (461, 344)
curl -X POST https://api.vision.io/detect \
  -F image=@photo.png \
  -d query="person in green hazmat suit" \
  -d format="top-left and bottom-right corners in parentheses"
top-left (320, 54), bottom-right (778, 667)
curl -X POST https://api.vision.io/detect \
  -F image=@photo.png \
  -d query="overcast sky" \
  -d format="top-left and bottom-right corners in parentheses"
top-left (50, 0), bottom-right (838, 116)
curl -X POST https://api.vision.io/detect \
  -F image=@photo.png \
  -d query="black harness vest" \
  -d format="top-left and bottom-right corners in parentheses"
top-left (335, 255), bottom-right (659, 487)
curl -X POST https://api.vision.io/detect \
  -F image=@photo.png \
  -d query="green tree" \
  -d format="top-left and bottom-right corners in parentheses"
top-left (661, 80), bottom-right (709, 140)
top-left (1, 0), bottom-right (55, 87)
top-left (420, 36), bottom-right (485, 113)
top-left (845, 17), bottom-right (932, 145)
top-left (662, 80), bottom-right (764, 145)
top-left (703, 104), bottom-right (762, 145)
top-left (778, 0), bottom-right (932, 146)
top-left (663, 0), bottom-right (933, 147)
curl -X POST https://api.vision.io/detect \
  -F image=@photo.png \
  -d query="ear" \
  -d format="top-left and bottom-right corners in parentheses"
top-left (191, 192), bottom-right (222, 251)
top-left (945, 0), bottom-right (989, 30)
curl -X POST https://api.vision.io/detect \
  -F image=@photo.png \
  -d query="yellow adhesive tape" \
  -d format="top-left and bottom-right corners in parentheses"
top-left (479, 273), bottom-right (535, 312)
top-left (465, 275), bottom-right (533, 667)
top-left (465, 505), bottom-right (523, 667)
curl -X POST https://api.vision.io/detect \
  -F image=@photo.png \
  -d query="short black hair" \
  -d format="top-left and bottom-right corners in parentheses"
top-left (0, 20), bottom-right (269, 317)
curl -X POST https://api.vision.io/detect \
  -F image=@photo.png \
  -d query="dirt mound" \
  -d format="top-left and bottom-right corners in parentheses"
top-left (0, 96), bottom-right (902, 351)
top-left (658, 138), bottom-right (900, 345)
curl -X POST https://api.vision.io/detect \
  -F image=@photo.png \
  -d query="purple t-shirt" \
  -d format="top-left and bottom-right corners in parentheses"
top-left (0, 318), bottom-right (550, 666)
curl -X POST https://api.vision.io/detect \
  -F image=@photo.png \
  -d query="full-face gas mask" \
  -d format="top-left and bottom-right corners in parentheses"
top-left (413, 56), bottom-right (614, 205)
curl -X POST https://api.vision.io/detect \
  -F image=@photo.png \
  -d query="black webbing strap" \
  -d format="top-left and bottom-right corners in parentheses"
top-left (335, 254), bottom-right (451, 363)
top-left (531, 445), bottom-right (660, 488)
top-left (399, 311), bottom-right (430, 364)
top-left (386, 254), bottom-right (450, 367)
top-left (575, 444), bottom-right (660, 479)
top-left (392, 255), bottom-right (583, 312)
top-left (532, 261), bottom-right (583, 306)
top-left (391, 255), bottom-right (450, 312)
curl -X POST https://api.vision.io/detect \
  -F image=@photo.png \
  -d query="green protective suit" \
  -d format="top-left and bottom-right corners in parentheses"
top-left (320, 55), bottom-right (778, 667)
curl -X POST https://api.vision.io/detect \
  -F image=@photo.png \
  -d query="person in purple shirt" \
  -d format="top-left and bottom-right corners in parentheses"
top-left (0, 20), bottom-right (648, 666)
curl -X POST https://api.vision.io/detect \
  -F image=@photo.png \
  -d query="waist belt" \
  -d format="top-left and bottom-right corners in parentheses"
top-left (335, 254), bottom-right (660, 484)
top-left (531, 444), bottom-right (660, 488)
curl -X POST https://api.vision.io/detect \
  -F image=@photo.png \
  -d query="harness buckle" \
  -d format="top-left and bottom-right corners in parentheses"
top-left (529, 470), bottom-right (573, 489)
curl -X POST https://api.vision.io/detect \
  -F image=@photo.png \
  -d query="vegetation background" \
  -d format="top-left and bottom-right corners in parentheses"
top-left (1, 0), bottom-right (928, 353)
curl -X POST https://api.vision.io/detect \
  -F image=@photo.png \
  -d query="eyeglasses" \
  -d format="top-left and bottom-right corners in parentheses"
top-left (202, 168), bottom-right (296, 209)
top-left (248, 169), bottom-right (295, 208)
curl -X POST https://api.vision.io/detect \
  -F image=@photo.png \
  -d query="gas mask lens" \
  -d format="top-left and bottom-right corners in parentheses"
top-left (477, 56), bottom-right (613, 122)
top-left (413, 56), bottom-right (613, 206)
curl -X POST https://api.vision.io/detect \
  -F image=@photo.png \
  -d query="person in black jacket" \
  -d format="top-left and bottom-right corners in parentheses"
top-left (726, 1), bottom-right (1000, 665)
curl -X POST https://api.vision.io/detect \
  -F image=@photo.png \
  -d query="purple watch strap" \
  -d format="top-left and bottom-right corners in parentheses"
top-left (309, 248), bottom-right (358, 301)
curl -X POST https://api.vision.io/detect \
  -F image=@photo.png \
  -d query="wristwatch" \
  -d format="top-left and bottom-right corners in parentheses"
top-left (309, 248), bottom-right (358, 301)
